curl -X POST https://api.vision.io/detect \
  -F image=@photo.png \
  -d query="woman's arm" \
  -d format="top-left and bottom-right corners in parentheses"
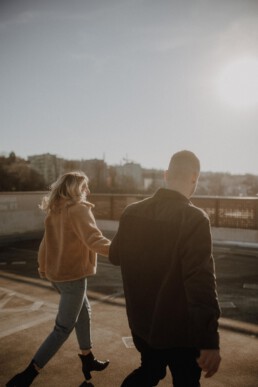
top-left (69, 203), bottom-right (111, 256)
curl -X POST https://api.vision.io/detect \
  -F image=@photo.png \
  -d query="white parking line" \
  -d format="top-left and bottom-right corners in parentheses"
top-left (122, 336), bottom-right (135, 349)
top-left (11, 261), bottom-right (26, 265)
top-left (0, 286), bottom-right (123, 339)
top-left (220, 301), bottom-right (236, 308)
top-left (0, 313), bottom-right (55, 339)
top-left (0, 287), bottom-right (57, 308)
top-left (0, 291), bottom-right (15, 308)
top-left (243, 283), bottom-right (258, 290)
top-left (90, 291), bottom-right (124, 306)
top-left (0, 287), bottom-right (57, 338)
top-left (98, 262), bottom-right (114, 268)
top-left (30, 301), bottom-right (45, 311)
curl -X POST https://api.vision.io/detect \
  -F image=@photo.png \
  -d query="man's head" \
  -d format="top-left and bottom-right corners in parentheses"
top-left (165, 150), bottom-right (200, 198)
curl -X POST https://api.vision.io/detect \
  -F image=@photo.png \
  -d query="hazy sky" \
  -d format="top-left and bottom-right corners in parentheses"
top-left (1, 0), bottom-right (258, 174)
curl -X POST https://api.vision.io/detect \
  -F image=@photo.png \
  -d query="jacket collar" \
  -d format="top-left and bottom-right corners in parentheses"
top-left (154, 188), bottom-right (190, 204)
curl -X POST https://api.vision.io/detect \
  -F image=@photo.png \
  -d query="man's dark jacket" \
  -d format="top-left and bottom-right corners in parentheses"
top-left (109, 188), bottom-right (220, 349)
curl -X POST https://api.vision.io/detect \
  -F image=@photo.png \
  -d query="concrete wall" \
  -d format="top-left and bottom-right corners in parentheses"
top-left (0, 192), bottom-right (45, 244)
top-left (1, 192), bottom-right (258, 245)
top-left (212, 227), bottom-right (258, 244)
top-left (97, 220), bottom-right (258, 244)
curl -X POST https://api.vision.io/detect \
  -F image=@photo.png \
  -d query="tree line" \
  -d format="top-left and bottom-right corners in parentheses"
top-left (0, 152), bottom-right (45, 191)
top-left (1, 152), bottom-right (258, 196)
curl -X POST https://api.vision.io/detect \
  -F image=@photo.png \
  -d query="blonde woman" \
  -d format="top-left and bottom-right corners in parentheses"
top-left (7, 171), bottom-right (111, 386)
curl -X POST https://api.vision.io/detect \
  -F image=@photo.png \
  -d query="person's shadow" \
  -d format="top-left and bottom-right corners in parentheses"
top-left (78, 382), bottom-right (94, 387)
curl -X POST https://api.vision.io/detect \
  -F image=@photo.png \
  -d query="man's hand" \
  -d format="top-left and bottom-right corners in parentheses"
top-left (196, 349), bottom-right (221, 378)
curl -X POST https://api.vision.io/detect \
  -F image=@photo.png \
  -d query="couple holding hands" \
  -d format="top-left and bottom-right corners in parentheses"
top-left (7, 150), bottom-right (221, 387)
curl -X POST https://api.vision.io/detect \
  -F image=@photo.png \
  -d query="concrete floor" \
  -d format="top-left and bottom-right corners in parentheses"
top-left (0, 239), bottom-right (258, 386)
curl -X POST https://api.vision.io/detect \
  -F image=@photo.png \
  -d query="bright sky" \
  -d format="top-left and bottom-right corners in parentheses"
top-left (1, 0), bottom-right (258, 174)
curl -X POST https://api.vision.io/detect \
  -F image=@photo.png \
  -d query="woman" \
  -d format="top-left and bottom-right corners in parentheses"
top-left (7, 171), bottom-right (111, 386)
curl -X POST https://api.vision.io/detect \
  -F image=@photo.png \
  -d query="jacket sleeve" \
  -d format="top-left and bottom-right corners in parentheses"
top-left (38, 233), bottom-right (46, 278)
top-left (181, 213), bottom-right (220, 349)
top-left (69, 204), bottom-right (111, 257)
top-left (109, 231), bottom-right (121, 266)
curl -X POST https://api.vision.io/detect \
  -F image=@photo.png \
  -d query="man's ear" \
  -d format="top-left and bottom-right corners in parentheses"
top-left (191, 171), bottom-right (198, 184)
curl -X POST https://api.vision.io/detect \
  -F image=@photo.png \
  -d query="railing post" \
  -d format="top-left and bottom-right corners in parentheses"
top-left (215, 198), bottom-right (220, 228)
top-left (255, 198), bottom-right (258, 230)
top-left (110, 195), bottom-right (114, 220)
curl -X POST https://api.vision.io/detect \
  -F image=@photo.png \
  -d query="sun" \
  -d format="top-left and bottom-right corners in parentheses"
top-left (216, 57), bottom-right (258, 109)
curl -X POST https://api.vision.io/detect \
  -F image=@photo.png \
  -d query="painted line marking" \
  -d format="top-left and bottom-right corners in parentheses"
top-left (91, 291), bottom-right (124, 306)
top-left (215, 255), bottom-right (228, 260)
top-left (30, 301), bottom-right (45, 311)
top-left (0, 313), bottom-right (55, 339)
top-left (0, 292), bottom-right (16, 308)
top-left (243, 283), bottom-right (258, 290)
top-left (98, 262), bottom-right (114, 268)
top-left (0, 286), bottom-right (124, 338)
top-left (9, 248), bottom-right (38, 254)
top-left (0, 286), bottom-right (58, 338)
top-left (122, 336), bottom-right (135, 349)
top-left (0, 287), bottom-right (57, 308)
top-left (220, 301), bottom-right (236, 308)
top-left (11, 261), bottom-right (26, 265)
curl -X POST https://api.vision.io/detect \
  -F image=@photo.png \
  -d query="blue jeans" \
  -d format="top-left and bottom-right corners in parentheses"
top-left (33, 278), bottom-right (91, 368)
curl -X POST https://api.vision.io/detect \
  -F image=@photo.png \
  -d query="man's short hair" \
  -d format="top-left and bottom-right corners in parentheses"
top-left (167, 150), bottom-right (200, 180)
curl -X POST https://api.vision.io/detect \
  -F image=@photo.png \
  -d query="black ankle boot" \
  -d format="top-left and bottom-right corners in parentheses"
top-left (78, 352), bottom-right (109, 380)
top-left (6, 360), bottom-right (39, 387)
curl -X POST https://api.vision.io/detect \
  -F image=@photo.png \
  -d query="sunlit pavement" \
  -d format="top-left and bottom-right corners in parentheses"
top-left (0, 242), bottom-right (258, 386)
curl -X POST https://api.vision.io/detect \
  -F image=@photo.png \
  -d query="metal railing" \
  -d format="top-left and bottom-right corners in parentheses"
top-left (90, 194), bottom-right (258, 230)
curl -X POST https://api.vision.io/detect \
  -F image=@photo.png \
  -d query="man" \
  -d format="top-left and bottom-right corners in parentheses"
top-left (109, 150), bottom-right (221, 386)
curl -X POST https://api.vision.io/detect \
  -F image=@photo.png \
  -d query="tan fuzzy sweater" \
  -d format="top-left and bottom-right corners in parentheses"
top-left (38, 200), bottom-right (110, 282)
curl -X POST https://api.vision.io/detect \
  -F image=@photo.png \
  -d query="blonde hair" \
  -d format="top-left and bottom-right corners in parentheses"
top-left (39, 171), bottom-right (89, 212)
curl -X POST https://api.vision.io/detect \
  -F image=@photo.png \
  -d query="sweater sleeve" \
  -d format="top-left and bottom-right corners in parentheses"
top-left (69, 203), bottom-right (111, 257)
top-left (181, 213), bottom-right (220, 349)
top-left (38, 233), bottom-right (46, 278)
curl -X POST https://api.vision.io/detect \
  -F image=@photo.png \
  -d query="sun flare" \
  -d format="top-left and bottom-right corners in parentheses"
top-left (216, 57), bottom-right (258, 109)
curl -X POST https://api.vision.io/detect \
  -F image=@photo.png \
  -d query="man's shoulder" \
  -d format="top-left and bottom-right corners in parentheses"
top-left (187, 201), bottom-right (209, 222)
top-left (123, 196), bottom-right (152, 215)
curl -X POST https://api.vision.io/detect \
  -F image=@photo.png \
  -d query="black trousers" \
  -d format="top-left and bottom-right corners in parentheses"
top-left (121, 334), bottom-right (202, 387)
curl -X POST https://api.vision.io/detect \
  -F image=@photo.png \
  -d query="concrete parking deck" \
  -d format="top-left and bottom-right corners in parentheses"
top-left (0, 243), bottom-right (258, 386)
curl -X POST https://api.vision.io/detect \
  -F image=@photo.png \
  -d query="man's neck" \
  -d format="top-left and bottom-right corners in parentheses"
top-left (166, 182), bottom-right (191, 199)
